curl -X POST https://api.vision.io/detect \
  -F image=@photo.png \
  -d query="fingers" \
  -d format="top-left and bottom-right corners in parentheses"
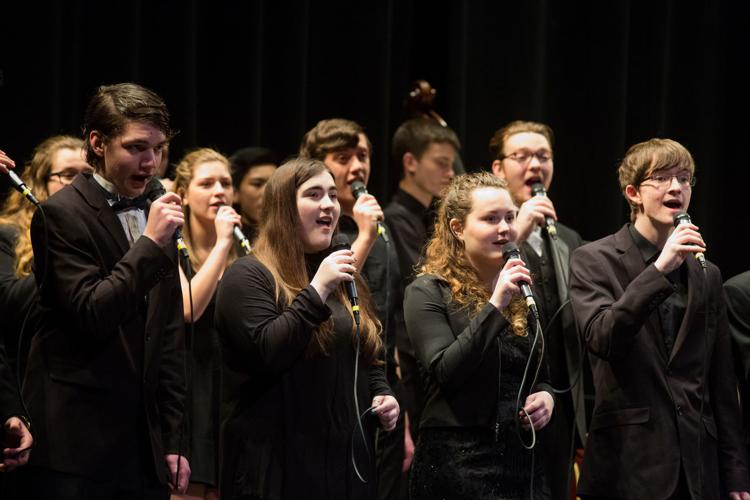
top-left (372, 395), bottom-right (400, 431)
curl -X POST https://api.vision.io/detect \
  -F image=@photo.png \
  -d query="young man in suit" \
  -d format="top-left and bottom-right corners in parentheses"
top-left (490, 120), bottom-right (588, 500)
top-left (569, 138), bottom-right (750, 499)
top-left (24, 83), bottom-right (190, 499)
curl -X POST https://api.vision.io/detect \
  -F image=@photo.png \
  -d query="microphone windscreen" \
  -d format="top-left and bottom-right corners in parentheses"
top-left (351, 180), bottom-right (367, 199)
top-left (673, 212), bottom-right (692, 226)
top-left (331, 233), bottom-right (351, 252)
top-left (501, 242), bottom-right (521, 260)
top-left (531, 182), bottom-right (546, 197)
top-left (145, 177), bottom-right (167, 202)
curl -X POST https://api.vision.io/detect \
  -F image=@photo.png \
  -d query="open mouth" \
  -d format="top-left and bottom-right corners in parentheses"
top-left (492, 239), bottom-right (509, 247)
top-left (316, 216), bottom-right (333, 228)
top-left (524, 176), bottom-right (542, 187)
top-left (663, 200), bottom-right (682, 210)
top-left (132, 174), bottom-right (151, 184)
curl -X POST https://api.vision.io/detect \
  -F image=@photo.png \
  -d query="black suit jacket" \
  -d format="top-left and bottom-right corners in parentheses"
top-left (25, 174), bottom-right (187, 482)
top-left (570, 224), bottom-right (749, 499)
top-left (724, 270), bottom-right (750, 444)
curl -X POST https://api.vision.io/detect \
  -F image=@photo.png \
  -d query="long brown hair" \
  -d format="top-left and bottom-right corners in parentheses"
top-left (0, 135), bottom-right (84, 277)
top-left (421, 171), bottom-right (529, 336)
top-left (252, 157), bottom-right (383, 361)
top-left (172, 147), bottom-right (238, 271)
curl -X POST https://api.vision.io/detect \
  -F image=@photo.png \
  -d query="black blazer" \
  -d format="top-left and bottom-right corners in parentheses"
top-left (570, 224), bottom-right (749, 499)
top-left (25, 174), bottom-right (187, 482)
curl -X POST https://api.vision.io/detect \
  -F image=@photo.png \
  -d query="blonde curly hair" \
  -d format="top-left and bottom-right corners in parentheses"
top-left (420, 171), bottom-right (529, 336)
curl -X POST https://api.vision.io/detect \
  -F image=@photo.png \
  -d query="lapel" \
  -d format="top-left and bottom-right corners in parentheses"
top-left (668, 256), bottom-right (704, 363)
top-left (74, 174), bottom-right (130, 257)
top-left (614, 225), bottom-right (669, 364)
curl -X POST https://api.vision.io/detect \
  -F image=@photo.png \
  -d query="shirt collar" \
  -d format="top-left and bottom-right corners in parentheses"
top-left (628, 223), bottom-right (660, 264)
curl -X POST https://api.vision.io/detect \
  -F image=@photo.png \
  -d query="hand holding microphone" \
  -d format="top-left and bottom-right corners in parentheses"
top-left (310, 234), bottom-right (357, 306)
top-left (143, 179), bottom-right (186, 257)
top-left (214, 205), bottom-right (250, 254)
top-left (491, 243), bottom-right (537, 318)
top-left (351, 180), bottom-right (388, 242)
top-left (654, 212), bottom-right (707, 273)
top-left (514, 183), bottom-right (557, 243)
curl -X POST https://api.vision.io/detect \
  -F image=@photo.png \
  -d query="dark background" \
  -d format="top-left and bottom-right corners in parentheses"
top-left (2, 0), bottom-right (748, 279)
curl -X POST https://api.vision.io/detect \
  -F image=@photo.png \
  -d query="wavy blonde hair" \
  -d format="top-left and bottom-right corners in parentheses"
top-left (171, 147), bottom-right (238, 271)
top-left (421, 171), bottom-right (529, 336)
top-left (0, 135), bottom-right (85, 277)
top-left (253, 158), bottom-right (383, 361)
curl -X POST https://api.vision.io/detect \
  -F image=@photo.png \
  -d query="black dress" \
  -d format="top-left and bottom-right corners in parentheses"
top-left (214, 254), bottom-right (393, 500)
top-left (404, 274), bottom-right (552, 500)
top-left (185, 291), bottom-right (221, 487)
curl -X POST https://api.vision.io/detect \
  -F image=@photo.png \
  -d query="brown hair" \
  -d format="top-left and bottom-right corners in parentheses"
top-left (299, 118), bottom-right (371, 161)
top-left (488, 120), bottom-right (554, 160)
top-left (252, 157), bottom-right (383, 360)
top-left (421, 171), bottom-right (529, 336)
top-left (391, 118), bottom-right (460, 176)
top-left (0, 135), bottom-right (85, 276)
top-left (617, 138), bottom-right (696, 222)
top-left (172, 147), bottom-right (238, 270)
top-left (82, 83), bottom-right (172, 171)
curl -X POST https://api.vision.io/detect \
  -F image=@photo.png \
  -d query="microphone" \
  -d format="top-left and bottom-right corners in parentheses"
top-left (145, 178), bottom-right (189, 260)
top-left (233, 226), bottom-right (251, 255)
top-left (351, 180), bottom-right (389, 242)
top-left (501, 242), bottom-right (539, 318)
top-left (331, 233), bottom-right (360, 325)
top-left (6, 170), bottom-right (40, 206)
top-left (673, 212), bottom-right (707, 269)
top-left (530, 182), bottom-right (557, 238)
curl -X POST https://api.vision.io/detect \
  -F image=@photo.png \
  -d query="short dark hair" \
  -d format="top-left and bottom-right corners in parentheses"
top-left (299, 118), bottom-right (371, 161)
top-left (229, 146), bottom-right (280, 188)
top-left (391, 118), bottom-right (460, 173)
top-left (82, 83), bottom-right (172, 170)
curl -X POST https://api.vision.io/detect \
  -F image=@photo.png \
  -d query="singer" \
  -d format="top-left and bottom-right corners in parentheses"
top-left (404, 172), bottom-right (553, 499)
top-left (23, 83), bottom-right (190, 499)
top-left (214, 158), bottom-right (398, 500)
top-left (0, 136), bottom-right (92, 377)
top-left (171, 148), bottom-right (242, 500)
top-left (569, 138), bottom-right (750, 499)
top-left (490, 120), bottom-right (590, 499)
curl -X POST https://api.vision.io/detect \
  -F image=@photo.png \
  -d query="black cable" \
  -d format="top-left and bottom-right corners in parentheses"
top-left (351, 321), bottom-right (372, 483)
top-left (697, 265), bottom-right (708, 497)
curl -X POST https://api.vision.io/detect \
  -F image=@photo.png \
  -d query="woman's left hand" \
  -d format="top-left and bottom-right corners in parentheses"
top-left (371, 395), bottom-right (399, 431)
top-left (519, 391), bottom-right (554, 431)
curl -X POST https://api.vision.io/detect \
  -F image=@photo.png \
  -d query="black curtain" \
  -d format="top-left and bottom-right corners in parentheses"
top-left (2, 0), bottom-right (748, 278)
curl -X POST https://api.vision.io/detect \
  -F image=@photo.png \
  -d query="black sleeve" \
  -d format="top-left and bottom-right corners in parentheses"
top-left (30, 203), bottom-right (175, 341)
top-left (215, 258), bottom-right (331, 375)
top-left (0, 340), bottom-right (24, 426)
top-left (403, 275), bottom-right (510, 390)
top-left (368, 362), bottom-right (394, 398)
top-left (569, 246), bottom-right (674, 360)
top-left (724, 274), bottom-right (750, 386)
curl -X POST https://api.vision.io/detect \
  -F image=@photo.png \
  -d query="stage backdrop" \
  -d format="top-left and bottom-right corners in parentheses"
top-left (2, 0), bottom-right (748, 278)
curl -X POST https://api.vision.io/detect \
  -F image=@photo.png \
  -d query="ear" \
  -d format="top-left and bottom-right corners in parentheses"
top-left (491, 160), bottom-right (505, 179)
top-left (624, 184), bottom-right (641, 208)
top-left (89, 131), bottom-right (105, 157)
top-left (449, 218), bottom-right (464, 241)
top-left (404, 152), bottom-right (418, 176)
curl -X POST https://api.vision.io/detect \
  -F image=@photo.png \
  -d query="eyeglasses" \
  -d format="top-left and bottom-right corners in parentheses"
top-left (47, 171), bottom-right (80, 184)
top-left (502, 150), bottom-right (552, 164)
top-left (641, 172), bottom-right (696, 188)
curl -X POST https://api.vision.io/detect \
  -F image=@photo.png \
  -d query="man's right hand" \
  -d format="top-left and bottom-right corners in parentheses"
top-left (654, 222), bottom-right (705, 274)
top-left (143, 192), bottom-right (184, 248)
top-left (514, 196), bottom-right (557, 244)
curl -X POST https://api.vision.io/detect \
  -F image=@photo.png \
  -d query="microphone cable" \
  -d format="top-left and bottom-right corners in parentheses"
top-left (350, 319), bottom-right (373, 483)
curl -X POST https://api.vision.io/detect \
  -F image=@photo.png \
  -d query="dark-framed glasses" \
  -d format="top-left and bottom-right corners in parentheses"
top-left (502, 150), bottom-right (552, 164)
top-left (47, 171), bottom-right (80, 185)
top-left (641, 172), bottom-right (696, 188)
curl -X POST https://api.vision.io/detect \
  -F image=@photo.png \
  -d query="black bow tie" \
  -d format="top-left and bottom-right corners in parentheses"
top-left (111, 196), bottom-right (149, 213)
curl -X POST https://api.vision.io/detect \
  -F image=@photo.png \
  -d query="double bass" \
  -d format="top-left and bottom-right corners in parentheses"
top-left (405, 79), bottom-right (465, 174)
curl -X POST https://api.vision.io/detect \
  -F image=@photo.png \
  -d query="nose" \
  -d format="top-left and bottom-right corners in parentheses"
top-left (141, 148), bottom-right (158, 168)
top-left (321, 193), bottom-right (335, 210)
top-left (350, 158), bottom-right (365, 179)
top-left (213, 181), bottom-right (226, 195)
top-left (667, 175), bottom-right (682, 192)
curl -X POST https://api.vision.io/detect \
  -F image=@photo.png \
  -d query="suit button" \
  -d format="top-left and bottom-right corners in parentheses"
top-left (676, 404), bottom-right (683, 415)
